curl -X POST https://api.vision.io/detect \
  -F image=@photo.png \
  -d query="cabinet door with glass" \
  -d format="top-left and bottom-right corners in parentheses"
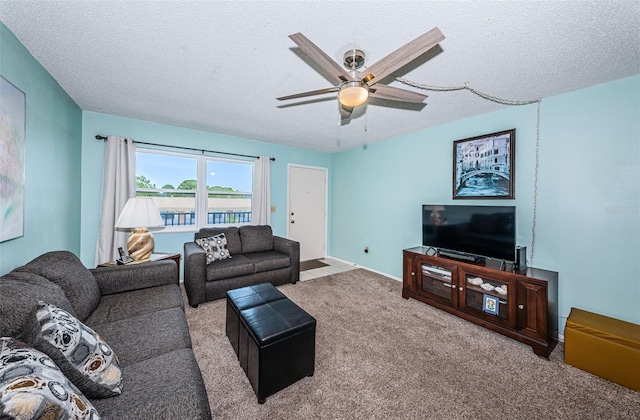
top-left (458, 267), bottom-right (516, 329)
top-left (419, 258), bottom-right (459, 308)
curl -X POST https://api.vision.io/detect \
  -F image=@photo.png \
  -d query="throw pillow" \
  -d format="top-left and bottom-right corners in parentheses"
top-left (196, 233), bottom-right (231, 265)
top-left (21, 302), bottom-right (122, 399)
top-left (0, 337), bottom-right (100, 419)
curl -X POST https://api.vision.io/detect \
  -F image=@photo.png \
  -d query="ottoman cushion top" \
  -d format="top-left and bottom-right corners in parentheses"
top-left (240, 299), bottom-right (316, 346)
top-left (227, 283), bottom-right (286, 311)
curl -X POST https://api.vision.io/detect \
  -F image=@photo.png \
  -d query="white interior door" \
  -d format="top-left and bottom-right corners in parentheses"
top-left (288, 165), bottom-right (327, 262)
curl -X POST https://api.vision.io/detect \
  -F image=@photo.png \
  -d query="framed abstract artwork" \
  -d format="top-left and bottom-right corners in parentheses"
top-left (0, 75), bottom-right (26, 242)
top-left (453, 129), bottom-right (515, 199)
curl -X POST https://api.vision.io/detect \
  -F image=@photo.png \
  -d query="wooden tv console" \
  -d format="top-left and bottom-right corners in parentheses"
top-left (402, 246), bottom-right (558, 357)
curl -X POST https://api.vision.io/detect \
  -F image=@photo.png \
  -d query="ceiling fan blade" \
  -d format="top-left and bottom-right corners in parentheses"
top-left (289, 33), bottom-right (356, 85)
top-left (277, 87), bottom-right (339, 101)
top-left (362, 27), bottom-right (445, 86)
top-left (340, 104), bottom-right (353, 124)
top-left (369, 84), bottom-right (428, 103)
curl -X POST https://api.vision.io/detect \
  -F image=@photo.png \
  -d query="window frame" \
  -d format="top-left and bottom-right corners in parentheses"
top-left (135, 147), bottom-right (254, 232)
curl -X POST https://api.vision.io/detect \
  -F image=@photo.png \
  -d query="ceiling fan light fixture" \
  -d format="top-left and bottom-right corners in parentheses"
top-left (338, 81), bottom-right (369, 107)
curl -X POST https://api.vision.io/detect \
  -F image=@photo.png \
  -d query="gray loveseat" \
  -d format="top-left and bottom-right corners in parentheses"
top-left (0, 251), bottom-right (211, 419)
top-left (183, 225), bottom-right (300, 307)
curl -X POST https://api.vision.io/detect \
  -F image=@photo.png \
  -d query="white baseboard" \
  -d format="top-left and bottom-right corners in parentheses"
top-left (325, 256), bottom-right (402, 282)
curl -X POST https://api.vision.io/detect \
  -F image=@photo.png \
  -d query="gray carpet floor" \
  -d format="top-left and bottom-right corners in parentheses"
top-left (183, 269), bottom-right (640, 419)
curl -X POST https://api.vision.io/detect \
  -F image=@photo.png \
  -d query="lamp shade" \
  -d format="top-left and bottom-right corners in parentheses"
top-left (115, 197), bottom-right (164, 229)
top-left (338, 81), bottom-right (369, 107)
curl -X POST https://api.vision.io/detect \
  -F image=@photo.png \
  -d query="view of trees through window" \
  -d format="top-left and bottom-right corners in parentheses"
top-left (135, 150), bottom-right (253, 227)
top-left (136, 175), bottom-right (242, 197)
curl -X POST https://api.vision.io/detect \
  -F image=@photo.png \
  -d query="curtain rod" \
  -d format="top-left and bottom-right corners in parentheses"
top-left (95, 135), bottom-right (275, 161)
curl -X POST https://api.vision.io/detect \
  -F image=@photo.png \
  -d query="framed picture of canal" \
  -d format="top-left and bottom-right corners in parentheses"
top-left (453, 129), bottom-right (515, 199)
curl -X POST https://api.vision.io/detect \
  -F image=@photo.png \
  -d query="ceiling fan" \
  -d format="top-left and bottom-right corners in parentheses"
top-left (277, 27), bottom-right (445, 123)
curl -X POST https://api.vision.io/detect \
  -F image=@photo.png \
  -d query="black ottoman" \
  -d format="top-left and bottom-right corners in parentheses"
top-left (226, 283), bottom-right (287, 358)
top-left (240, 299), bottom-right (316, 404)
top-left (226, 282), bottom-right (315, 404)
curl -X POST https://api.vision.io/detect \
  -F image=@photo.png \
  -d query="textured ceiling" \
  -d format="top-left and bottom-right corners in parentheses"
top-left (1, 1), bottom-right (638, 152)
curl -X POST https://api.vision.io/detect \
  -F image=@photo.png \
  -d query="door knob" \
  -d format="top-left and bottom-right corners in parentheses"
top-left (291, 220), bottom-right (295, 224)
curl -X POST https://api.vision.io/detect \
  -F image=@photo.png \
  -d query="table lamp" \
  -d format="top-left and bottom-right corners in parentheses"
top-left (114, 197), bottom-right (164, 261)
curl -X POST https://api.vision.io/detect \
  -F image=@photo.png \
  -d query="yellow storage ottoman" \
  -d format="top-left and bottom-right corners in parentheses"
top-left (565, 307), bottom-right (640, 391)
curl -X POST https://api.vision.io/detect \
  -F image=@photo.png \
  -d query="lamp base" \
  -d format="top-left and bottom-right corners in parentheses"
top-left (127, 227), bottom-right (154, 261)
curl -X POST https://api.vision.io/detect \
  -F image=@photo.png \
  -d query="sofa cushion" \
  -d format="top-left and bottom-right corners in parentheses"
top-left (244, 251), bottom-right (291, 272)
top-left (89, 348), bottom-right (211, 419)
top-left (91, 308), bottom-right (192, 367)
top-left (85, 284), bottom-right (184, 327)
top-left (239, 225), bottom-right (274, 253)
top-left (0, 271), bottom-right (77, 338)
top-left (196, 227), bottom-right (241, 254)
top-left (196, 233), bottom-right (231, 264)
top-left (0, 337), bottom-right (100, 419)
top-left (12, 251), bottom-right (101, 322)
top-left (206, 254), bottom-right (254, 281)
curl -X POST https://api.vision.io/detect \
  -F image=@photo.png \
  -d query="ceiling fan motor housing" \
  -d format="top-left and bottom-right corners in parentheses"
top-left (343, 49), bottom-right (365, 70)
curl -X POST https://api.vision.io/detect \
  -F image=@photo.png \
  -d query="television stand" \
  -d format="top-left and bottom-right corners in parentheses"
top-left (403, 246), bottom-right (558, 357)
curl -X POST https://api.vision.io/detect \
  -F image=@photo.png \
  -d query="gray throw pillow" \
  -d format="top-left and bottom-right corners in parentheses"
top-left (0, 337), bottom-right (100, 419)
top-left (20, 301), bottom-right (122, 399)
top-left (196, 234), bottom-right (231, 265)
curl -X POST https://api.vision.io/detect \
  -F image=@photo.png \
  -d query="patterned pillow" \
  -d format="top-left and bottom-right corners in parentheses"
top-left (196, 233), bottom-right (232, 265)
top-left (0, 337), bottom-right (100, 419)
top-left (21, 302), bottom-right (122, 399)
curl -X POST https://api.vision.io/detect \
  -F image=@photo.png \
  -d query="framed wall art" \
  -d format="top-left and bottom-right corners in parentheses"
top-left (0, 75), bottom-right (26, 242)
top-left (453, 129), bottom-right (515, 199)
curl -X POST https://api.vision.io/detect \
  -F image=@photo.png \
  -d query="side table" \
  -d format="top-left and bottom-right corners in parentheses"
top-left (97, 253), bottom-right (182, 274)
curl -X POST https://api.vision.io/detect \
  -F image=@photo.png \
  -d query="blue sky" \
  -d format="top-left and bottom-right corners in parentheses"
top-left (136, 151), bottom-right (253, 191)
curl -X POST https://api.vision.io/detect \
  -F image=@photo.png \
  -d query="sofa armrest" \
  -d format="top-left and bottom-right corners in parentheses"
top-left (274, 236), bottom-right (300, 284)
top-left (90, 260), bottom-right (178, 296)
top-left (184, 242), bottom-right (207, 307)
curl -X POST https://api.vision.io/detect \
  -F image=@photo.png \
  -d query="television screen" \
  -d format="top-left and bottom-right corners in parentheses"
top-left (422, 205), bottom-right (516, 262)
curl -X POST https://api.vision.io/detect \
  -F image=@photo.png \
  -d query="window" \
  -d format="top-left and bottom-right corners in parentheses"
top-left (135, 149), bottom-right (253, 229)
top-left (205, 159), bottom-right (253, 225)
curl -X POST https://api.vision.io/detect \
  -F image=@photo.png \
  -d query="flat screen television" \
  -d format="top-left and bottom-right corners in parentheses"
top-left (422, 205), bottom-right (516, 262)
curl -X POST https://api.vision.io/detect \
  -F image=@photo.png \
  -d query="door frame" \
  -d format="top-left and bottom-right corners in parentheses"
top-left (286, 163), bottom-right (329, 259)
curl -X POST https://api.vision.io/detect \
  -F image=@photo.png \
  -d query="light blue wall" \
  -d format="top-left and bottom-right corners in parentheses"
top-left (3, 21), bottom-right (638, 335)
top-left (331, 75), bottom-right (640, 334)
top-left (80, 112), bottom-right (332, 269)
top-left (0, 23), bottom-right (82, 274)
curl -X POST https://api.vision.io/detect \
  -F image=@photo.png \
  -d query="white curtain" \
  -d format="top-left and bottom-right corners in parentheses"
top-left (251, 155), bottom-right (271, 225)
top-left (95, 136), bottom-right (136, 264)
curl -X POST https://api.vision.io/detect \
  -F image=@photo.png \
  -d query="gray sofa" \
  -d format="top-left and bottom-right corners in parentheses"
top-left (0, 251), bottom-right (211, 419)
top-left (184, 225), bottom-right (300, 307)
